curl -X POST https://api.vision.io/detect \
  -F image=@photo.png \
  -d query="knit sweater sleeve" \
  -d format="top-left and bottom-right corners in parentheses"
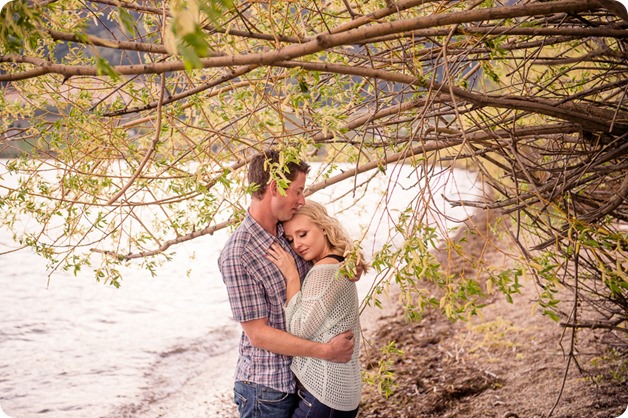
top-left (285, 264), bottom-right (349, 340)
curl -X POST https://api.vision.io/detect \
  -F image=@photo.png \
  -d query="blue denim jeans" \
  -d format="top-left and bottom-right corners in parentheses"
top-left (292, 387), bottom-right (359, 418)
top-left (234, 381), bottom-right (298, 418)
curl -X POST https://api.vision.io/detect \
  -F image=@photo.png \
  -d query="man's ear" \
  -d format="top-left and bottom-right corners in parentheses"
top-left (269, 180), bottom-right (278, 196)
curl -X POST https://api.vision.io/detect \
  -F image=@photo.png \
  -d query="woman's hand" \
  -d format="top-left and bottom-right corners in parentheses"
top-left (267, 243), bottom-right (301, 302)
top-left (266, 243), bottom-right (299, 283)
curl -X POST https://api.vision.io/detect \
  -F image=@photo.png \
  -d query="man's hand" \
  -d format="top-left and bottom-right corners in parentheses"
top-left (325, 330), bottom-right (355, 363)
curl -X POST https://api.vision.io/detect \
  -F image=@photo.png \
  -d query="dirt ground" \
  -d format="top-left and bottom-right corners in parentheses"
top-left (357, 211), bottom-right (628, 418)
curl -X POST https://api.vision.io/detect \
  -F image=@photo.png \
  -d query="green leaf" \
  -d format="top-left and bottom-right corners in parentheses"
top-left (117, 6), bottom-right (136, 36)
top-left (543, 310), bottom-right (561, 322)
top-left (179, 43), bottom-right (202, 71)
top-left (95, 57), bottom-right (120, 81)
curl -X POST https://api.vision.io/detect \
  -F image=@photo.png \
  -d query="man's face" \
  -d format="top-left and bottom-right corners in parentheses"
top-left (271, 171), bottom-right (306, 222)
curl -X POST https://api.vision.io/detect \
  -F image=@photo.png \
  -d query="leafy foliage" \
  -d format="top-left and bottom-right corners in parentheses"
top-left (362, 340), bottom-right (404, 398)
top-left (1, 0), bottom-right (627, 391)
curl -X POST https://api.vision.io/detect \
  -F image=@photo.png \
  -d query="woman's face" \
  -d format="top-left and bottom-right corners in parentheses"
top-left (283, 213), bottom-right (328, 263)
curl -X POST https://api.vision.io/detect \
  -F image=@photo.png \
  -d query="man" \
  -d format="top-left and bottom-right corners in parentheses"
top-left (218, 149), bottom-right (355, 418)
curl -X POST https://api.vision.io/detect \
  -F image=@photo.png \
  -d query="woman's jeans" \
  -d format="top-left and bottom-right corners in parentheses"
top-left (292, 387), bottom-right (359, 418)
top-left (234, 381), bottom-right (298, 418)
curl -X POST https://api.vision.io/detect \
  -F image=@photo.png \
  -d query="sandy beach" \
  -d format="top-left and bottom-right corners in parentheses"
top-left (118, 293), bottom-right (394, 418)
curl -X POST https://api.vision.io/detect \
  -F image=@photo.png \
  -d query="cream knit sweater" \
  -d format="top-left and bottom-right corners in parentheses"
top-left (284, 263), bottom-right (361, 411)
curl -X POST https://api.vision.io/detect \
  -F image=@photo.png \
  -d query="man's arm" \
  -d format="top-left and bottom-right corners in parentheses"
top-left (240, 318), bottom-right (354, 363)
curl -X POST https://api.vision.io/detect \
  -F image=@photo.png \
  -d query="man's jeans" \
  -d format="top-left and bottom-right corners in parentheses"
top-left (292, 387), bottom-right (359, 418)
top-left (234, 381), bottom-right (297, 418)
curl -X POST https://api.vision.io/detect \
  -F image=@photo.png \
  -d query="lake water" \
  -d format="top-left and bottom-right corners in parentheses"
top-left (0, 227), bottom-right (242, 418)
top-left (0, 163), bottom-right (479, 418)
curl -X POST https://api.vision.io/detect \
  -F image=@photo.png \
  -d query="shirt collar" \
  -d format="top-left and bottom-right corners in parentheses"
top-left (243, 210), bottom-right (283, 247)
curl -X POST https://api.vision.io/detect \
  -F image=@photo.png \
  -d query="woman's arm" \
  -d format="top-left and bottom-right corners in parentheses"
top-left (287, 266), bottom-right (353, 340)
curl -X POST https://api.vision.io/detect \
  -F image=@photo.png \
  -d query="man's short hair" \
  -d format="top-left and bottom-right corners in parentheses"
top-left (248, 149), bottom-right (310, 199)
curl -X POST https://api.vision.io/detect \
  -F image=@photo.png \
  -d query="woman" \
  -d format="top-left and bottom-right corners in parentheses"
top-left (266, 201), bottom-right (368, 418)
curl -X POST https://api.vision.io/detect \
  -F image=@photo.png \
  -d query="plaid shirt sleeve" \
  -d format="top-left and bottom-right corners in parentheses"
top-left (219, 230), bottom-right (272, 323)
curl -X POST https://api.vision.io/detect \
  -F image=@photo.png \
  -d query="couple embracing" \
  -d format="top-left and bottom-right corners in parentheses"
top-left (218, 150), bottom-right (368, 418)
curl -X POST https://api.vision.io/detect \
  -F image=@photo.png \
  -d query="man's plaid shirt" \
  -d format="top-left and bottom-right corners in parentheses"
top-left (218, 211), bottom-right (310, 393)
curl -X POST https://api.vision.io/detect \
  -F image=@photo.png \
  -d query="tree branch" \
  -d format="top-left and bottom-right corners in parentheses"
top-left (92, 140), bottom-right (456, 260)
top-left (1, 0), bottom-right (613, 82)
top-left (106, 74), bottom-right (167, 205)
top-left (46, 29), bottom-right (171, 54)
top-left (275, 60), bottom-right (628, 134)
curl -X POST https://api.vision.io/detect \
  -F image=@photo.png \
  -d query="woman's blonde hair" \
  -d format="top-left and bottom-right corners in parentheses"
top-left (294, 201), bottom-right (368, 274)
